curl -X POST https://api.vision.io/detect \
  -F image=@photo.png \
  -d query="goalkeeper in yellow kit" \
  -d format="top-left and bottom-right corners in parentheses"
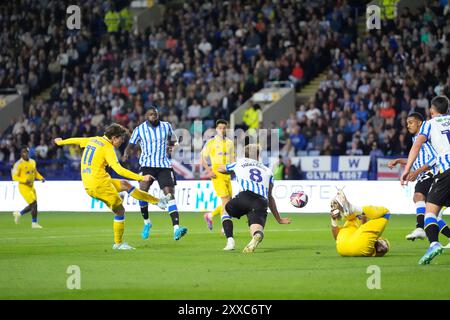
top-left (12, 147), bottom-right (45, 228)
top-left (330, 190), bottom-right (390, 257)
top-left (54, 123), bottom-right (169, 250)
top-left (201, 119), bottom-right (235, 231)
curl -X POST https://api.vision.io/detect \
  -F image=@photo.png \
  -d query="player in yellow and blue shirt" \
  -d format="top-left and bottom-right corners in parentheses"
top-left (201, 119), bottom-right (235, 231)
top-left (12, 147), bottom-right (45, 228)
top-left (54, 123), bottom-right (169, 250)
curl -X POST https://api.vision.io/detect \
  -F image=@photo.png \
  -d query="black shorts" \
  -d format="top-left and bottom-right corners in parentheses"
top-left (225, 191), bottom-right (269, 227)
top-left (427, 169), bottom-right (450, 207)
top-left (140, 167), bottom-right (176, 189)
top-left (414, 172), bottom-right (434, 197)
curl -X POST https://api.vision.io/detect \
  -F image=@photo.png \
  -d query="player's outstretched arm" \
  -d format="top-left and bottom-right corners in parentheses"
top-left (388, 158), bottom-right (406, 168)
top-left (54, 137), bottom-right (89, 148)
top-left (407, 164), bottom-right (432, 181)
top-left (105, 146), bottom-right (144, 181)
top-left (268, 184), bottom-right (291, 224)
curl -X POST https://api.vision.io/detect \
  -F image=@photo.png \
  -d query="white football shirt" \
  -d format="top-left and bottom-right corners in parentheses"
top-left (419, 115), bottom-right (450, 172)
top-left (225, 158), bottom-right (274, 199)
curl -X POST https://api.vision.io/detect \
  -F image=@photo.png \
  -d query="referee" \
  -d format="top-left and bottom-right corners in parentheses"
top-left (123, 106), bottom-right (188, 241)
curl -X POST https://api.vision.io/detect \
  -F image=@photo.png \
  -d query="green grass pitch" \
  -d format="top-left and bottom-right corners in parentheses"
top-left (0, 212), bottom-right (450, 300)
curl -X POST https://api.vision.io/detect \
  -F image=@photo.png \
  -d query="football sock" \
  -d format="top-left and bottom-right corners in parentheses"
top-left (211, 205), bottom-right (222, 218)
top-left (415, 201), bottom-right (426, 229)
top-left (222, 216), bottom-right (233, 238)
top-left (113, 215), bottom-right (125, 244)
top-left (168, 199), bottom-right (179, 226)
top-left (362, 205), bottom-right (389, 220)
top-left (31, 202), bottom-right (38, 222)
top-left (128, 187), bottom-right (159, 204)
top-left (437, 218), bottom-right (450, 238)
top-left (20, 205), bottom-right (32, 215)
top-left (424, 213), bottom-right (439, 243)
top-left (253, 230), bottom-right (264, 241)
top-left (140, 202), bottom-right (149, 220)
top-left (144, 218), bottom-right (151, 225)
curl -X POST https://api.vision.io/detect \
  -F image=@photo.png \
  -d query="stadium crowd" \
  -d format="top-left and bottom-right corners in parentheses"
top-left (0, 0), bottom-right (449, 180)
top-left (279, 1), bottom-right (449, 161)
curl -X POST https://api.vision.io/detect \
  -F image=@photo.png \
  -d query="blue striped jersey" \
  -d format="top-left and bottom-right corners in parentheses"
top-left (225, 158), bottom-right (274, 199)
top-left (129, 121), bottom-right (174, 168)
top-left (411, 135), bottom-right (438, 177)
top-left (419, 116), bottom-right (450, 173)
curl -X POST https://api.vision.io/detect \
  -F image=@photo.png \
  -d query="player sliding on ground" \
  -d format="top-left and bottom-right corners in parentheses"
top-left (330, 190), bottom-right (390, 257)
top-left (217, 144), bottom-right (291, 252)
top-left (54, 123), bottom-right (169, 250)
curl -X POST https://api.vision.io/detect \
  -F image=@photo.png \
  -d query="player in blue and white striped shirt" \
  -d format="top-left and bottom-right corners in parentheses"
top-left (402, 96), bottom-right (450, 264)
top-left (389, 112), bottom-right (450, 242)
top-left (217, 144), bottom-right (291, 252)
top-left (123, 106), bottom-right (187, 241)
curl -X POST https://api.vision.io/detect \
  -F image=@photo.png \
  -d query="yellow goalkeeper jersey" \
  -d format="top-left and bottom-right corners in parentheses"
top-left (201, 136), bottom-right (235, 170)
top-left (56, 136), bottom-right (143, 188)
top-left (11, 158), bottom-right (44, 185)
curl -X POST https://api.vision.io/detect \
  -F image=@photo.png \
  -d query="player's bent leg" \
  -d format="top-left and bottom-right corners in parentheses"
top-left (163, 187), bottom-right (187, 240)
top-left (112, 205), bottom-right (135, 250)
top-left (406, 198), bottom-right (427, 241)
top-left (13, 203), bottom-right (32, 224)
top-left (222, 213), bottom-right (234, 251)
top-left (243, 209), bottom-right (267, 253)
top-left (30, 202), bottom-right (42, 229)
top-left (243, 225), bottom-right (264, 253)
top-left (418, 207), bottom-right (442, 265)
top-left (437, 216), bottom-right (450, 248)
top-left (362, 206), bottom-right (389, 220)
top-left (119, 180), bottom-right (162, 206)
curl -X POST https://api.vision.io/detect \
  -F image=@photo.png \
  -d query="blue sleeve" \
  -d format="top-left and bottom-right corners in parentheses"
top-left (129, 127), bottom-right (140, 145)
top-left (418, 121), bottom-right (431, 141)
top-left (425, 143), bottom-right (437, 167)
top-left (225, 162), bottom-right (237, 172)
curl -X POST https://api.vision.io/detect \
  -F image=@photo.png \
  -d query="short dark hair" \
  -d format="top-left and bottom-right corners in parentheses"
top-left (215, 119), bottom-right (228, 127)
top-left (148, 104), bottom-right (159, 112)
top-left (431, 96), bottom-right (449, 114)
top-left (104, 123), bottom-right (128, 139)
top-left (407, 112), bottom-right (424, 122)
top-left (20, 146), bottom-right (29, 152)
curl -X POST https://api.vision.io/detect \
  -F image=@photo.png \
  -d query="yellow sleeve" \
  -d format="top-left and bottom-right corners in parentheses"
top-left (35, 169), bottom-right (44, 181)
top-left (56, 137), bottom-right (90, 148)
top-left (229, 141), bottom-right (235, 161)
top-left (201, 140), bottom-right (211, 158)
top-left (11, 162), bottom-right (27, 183)
top-left (104, 145), bottom-right (143, 181)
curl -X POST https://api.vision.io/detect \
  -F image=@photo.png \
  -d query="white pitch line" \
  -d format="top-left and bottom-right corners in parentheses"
top-left (0, 228), bottom-right (331, 241)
